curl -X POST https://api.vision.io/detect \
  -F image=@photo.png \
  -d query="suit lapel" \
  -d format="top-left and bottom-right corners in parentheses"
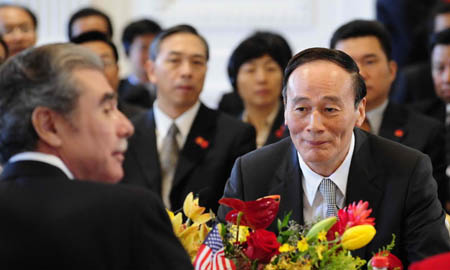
top-left (378, 102), bottom-right (408, 143)
top-left (346, 129), bottom-right (383, 259)
top-left (172, 104), bottom-right (217, 189)
top-left (269, 142), bottom-right (304, 229)
top-left (131, 110), bottom-right (162, 191)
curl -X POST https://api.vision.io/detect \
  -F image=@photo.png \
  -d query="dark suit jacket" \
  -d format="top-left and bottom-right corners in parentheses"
top-left (263, 104), bottom-right (290, 146)
top-left (122, 103), bottom-right (256, 213)
top-left (118, 79), bottom-right (154, 109)
top-left (218, 129), bottom-right (450, 267)
top-left (379, 102), bottom-right (449, 206)
top-left (218, 92), bottom-right (244, 117)
top-left (118, 100), bottom-right (145, 119)
top-left (390, 62), bottom-right (436, 104)
top-left (0, 160), bottom-right (193, 270)
top-left (413, 97), bottom-right (446, 123)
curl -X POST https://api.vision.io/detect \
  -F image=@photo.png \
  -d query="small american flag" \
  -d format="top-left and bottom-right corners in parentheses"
top-left (193, 224), bottom-right (236, 270)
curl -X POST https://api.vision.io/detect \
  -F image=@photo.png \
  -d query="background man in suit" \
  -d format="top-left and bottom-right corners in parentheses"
top-left (0, 4), bottom-right (37, 56)
top-left (71, 31), bottom-right (144, 119)
top-left (218, 47), bottom-right (450, 267)
top-left (121, 25), bottom-right (256, 213)
top-left (119, 18), bottom-right (162, 109)
top-left (330, 19), bottom-right (449, 210)
top-left (67, 7), bottom-right (113, 40)
top-left (0, 43), bottom-right (193, 269)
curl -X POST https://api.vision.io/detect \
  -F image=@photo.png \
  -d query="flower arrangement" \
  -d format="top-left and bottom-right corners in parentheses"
top-left (166, 192), bottom-right (214, 261)
top-left (176, 194), bottom-right (403, 270)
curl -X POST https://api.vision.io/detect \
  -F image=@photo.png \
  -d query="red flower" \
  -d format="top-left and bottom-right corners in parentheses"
top-left (327, 200), bottom-right (375, 240)
top-left (195, 136), bottom-right (209, 149)
top-left (274, 125), bottom-right (286, 138)
top-left (219, 195), bottom-right (280, 230)
top-left (244, 229), bottom-right (280, 264)
top-left (394, 129), bottom-right (404, 138)
top-left (373, 251), bottom-right (403, 270)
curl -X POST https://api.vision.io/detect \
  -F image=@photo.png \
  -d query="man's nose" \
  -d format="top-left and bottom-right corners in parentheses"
top-left (118, 111), bottom-right (135, 138)
top-left (180, 60), bottom-right (193, 77)
top-left (305, 110), bottom-right (325, 132)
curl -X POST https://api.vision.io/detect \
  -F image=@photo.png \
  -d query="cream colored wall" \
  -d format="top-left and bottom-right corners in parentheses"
top-left (5, 0), bottom-right (375, 108)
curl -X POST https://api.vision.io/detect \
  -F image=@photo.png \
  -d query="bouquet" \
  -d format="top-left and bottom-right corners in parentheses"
top-left (168, 194), bottom-right (403, 270)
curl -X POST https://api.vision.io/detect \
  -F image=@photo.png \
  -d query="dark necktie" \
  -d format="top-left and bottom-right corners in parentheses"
top-left (319, 178), bottom-right (338, 217)
top-left (160, 123), bottom-right (179, 209)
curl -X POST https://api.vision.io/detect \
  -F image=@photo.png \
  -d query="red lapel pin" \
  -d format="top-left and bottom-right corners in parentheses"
top-left (195, 136), bottom-right (209, 149)
top-left (275, 125), bottom-right (286, 138)
top-left (394, 129), bottom-right (404, 138)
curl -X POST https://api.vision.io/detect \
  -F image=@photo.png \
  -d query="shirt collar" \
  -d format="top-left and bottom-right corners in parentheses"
top-left (365, 99), bottom-right (388, 135)
top-left (9, 151), bottom-right (74, 179)
top-left (299, 132), bottom-right (355, 206)
top-left (153, 100), bottom-right (201, 146)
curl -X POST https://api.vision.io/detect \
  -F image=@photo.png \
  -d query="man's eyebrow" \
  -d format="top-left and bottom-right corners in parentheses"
top-left (99, 92), bottom-right (117, 105)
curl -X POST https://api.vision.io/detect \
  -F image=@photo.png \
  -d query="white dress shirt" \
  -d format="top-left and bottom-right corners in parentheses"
top-left (9, 151), bottom-right (74, 179)
top-left (300, 132), bottom-right (355, 225)
top-left (365, 100), bottom-right (388, 135)
top-left (153, 100), bottom-right (200, 153)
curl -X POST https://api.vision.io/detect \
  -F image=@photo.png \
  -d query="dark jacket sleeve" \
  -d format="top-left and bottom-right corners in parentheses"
top-left (404, 154), bottom-right (450, 264)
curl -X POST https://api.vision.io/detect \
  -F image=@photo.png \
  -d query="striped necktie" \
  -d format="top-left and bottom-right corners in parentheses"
top-left (160, 123), bottom-right (180, 209)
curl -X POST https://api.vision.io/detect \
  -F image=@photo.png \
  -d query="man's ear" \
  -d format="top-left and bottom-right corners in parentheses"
top-left (145, 59), bottom-right (157, 84)
top-left (355, 97), bottom-right (367, 127)
top-left (31, 107), bottom-right (62, 147)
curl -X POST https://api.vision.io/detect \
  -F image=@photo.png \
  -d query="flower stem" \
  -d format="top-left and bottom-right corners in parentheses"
top-left (236, 211), bottom-right (243, 243)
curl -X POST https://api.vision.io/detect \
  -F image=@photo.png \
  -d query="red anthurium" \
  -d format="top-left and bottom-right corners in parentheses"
top-left (327, 200), bottom-right (375, 240)
top-left (373, 251), bottom-right (403, 270)
top-left (219, 195), bottom-right (280, 230)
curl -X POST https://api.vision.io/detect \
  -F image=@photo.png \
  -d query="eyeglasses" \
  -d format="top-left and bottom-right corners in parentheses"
top-left (2, 24), bottom-right (35, 35)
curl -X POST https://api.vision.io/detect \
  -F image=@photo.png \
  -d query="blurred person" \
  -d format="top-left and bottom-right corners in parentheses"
top-left (0, 37), bottom-right (8, 65)
top-left (0, 4), bottom-right (37, 56)
top-left (330, 19), bottom-right (449, 210)
top-left (121, 25), bottom-right (256, 213)
top-left (71, 31), bottom-right (144, 119)
top-left (224, 31), bottom-right (292, 148)
top-left (218, 47), bottom-right (450, 268)
top-left (68, 7), bottom-right (113, 40)
top-left (392, 1), bottom-right (450, 104)
top-left (119, 18), bottom-right (162, 108)
top-left (0, 43), bottom-right (193, 269)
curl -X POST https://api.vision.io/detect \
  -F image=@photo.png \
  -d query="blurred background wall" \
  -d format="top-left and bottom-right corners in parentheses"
top-left (3, 0), bottom-right (375, 108)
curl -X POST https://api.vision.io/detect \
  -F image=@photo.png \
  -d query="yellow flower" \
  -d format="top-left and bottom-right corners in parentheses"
top-left (183, 192), bottom-right (212, 224)
top-left (166, 209), bottom-right (184, 235)
top-left (315, 244), bottom-right (326, 260)
top-left (279, 243), bottom-right (296, 253)
top-left (229, 224), bottom-right (250, 243)
top-left (341, 224), bottom-right (376, 250)
top-left (297, 237), bottom-right (309, 252)
top-left (317, 230), bottom-right (327, 242)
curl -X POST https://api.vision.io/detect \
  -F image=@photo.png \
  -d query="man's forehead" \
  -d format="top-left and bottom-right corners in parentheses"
top-left (0, 6), bottom-right (33, 23)
top-left (159, 33), bottom-right (207, 58)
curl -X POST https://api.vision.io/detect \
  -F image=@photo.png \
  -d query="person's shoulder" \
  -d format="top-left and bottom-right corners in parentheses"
top-left (241, 137), bottom-right (292, 162)
top-left (202, 103), bottom-right (253, 132)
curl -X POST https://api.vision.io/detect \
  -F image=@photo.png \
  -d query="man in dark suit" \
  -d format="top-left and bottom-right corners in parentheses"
top-left (119, 19), bottom-right (162, 109)
top-left (71, 31), bottom-right (145, 119)
top-left (218, 48), bottom-right (450, 267)
top-left (121, 25), bottom-right (256, 213)
top-left (330, 19), bottom-right (449, 210)
top-left (0, 43), bottom-right (193, 269)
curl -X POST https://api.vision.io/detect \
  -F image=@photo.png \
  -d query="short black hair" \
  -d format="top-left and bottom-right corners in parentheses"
top-left (149, 24), bottom-right (209, 61)
top-left (227, 31), bottom-right (292, 92)
top-left (121, 19), bottom-right (162, 56)
top-left (70, 31), bottom-right (119, 63)
top-left (431, 2), bottom-right (450, 32)
top-left (0, 4), bottom-right (38, 29)
top-left (282, 47), bottom-right (366, 107)
top-left (68, 7), bottom-right (113, 40)
top-left (330, 19), bottom-right (393, 60)
top-left (430, 28), bottom-right (450, 53)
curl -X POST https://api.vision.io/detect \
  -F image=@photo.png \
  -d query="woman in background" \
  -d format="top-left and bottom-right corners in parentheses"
top-left (222, 31), bottom-right (292, 148)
